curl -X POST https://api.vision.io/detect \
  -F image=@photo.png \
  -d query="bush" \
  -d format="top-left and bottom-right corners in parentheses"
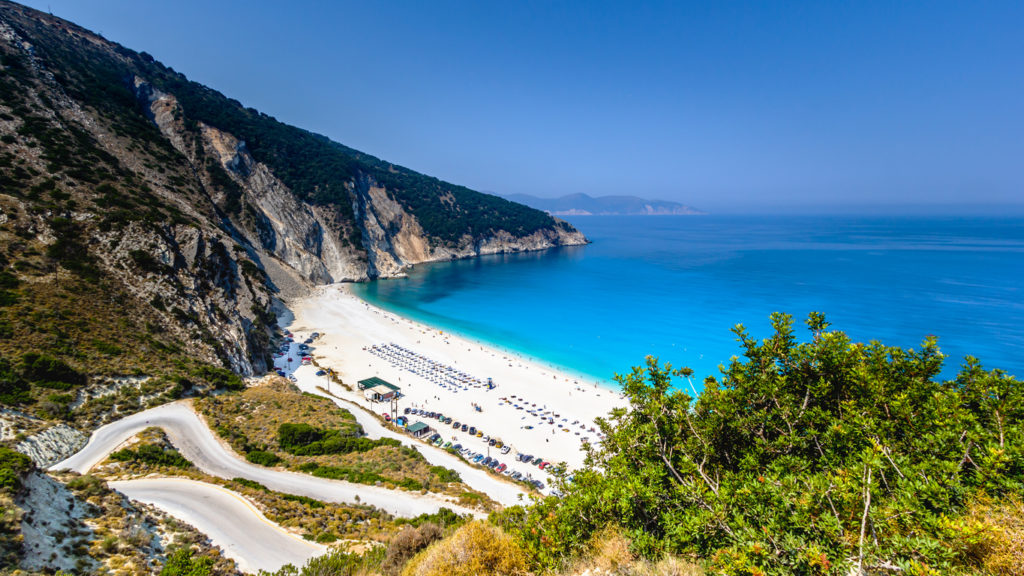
top-left (245, 450), bottom-right (281, 467)
top-left (0, 357), bottom-right (31, 405)
top-left (231, 477), bottom-right (268, 491)
top-left (278, 422), bottom-right (399, 456)
top-left (128, 249), bottom-right (173, 275)
top-left (428, 466), bottom-right (461, 484)
top-left (401, 521), bottom-right (529, 576)
top-left (20, 352), bottom-right (85, 390)
top-left (110, 444), bottom-right (191, 468)
top-left (193, 365), bottom-right (244, 391)
top-left (260, 548), bottom-right (385, 576)
top-left (383, 523), bottom-right (443, 575)
top-left (160, 547), bottom-right (214, 576)
top-left (0, 447), bottom-right (32, 493)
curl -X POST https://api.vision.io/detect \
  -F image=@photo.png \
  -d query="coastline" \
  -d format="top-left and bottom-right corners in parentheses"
top-left (351, 279), bottom-right (617, 390)
top-left (282, 283), bottom-right (627, 473)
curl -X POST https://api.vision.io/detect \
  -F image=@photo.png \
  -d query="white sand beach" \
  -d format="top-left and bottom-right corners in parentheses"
top-left (283, 284), bottom-right (627, 477)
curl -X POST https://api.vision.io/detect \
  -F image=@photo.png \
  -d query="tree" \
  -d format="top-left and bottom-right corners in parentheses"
top-left (496, 313), bottom-right (1024, 575)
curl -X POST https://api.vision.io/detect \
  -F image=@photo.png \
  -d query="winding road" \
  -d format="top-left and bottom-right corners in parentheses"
top-left (110, 478), bottom-right (326, 574)
top-left (51, 401), bottom-right (483, 518)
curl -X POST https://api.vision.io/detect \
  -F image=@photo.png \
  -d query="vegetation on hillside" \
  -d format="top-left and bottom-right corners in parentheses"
top-left (493, 313), bottom-right (1023, 575)
top-left (195, 379), bottom-right (490, 507)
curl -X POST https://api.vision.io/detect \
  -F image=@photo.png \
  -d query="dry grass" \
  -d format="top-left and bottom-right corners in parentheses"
top-left (955, 496), bottom-right (1024, 575)
top-left (401, 521), bottom-right (531, 576)
top-left (560, 527), bottom-right (704, 576)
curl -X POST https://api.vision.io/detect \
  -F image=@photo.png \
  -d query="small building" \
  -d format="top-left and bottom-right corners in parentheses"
top-left (406, 421), bottom-right (431, 439)
top-left (358, 377), bottom-right (401, 402)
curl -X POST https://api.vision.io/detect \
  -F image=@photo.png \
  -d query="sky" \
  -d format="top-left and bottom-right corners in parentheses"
top-left (20, 1), bottom-right (1024, 213)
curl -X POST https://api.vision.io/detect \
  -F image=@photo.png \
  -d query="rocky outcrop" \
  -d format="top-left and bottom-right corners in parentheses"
top-left (15, 425), bottom-right (88, 468)
top-left (200, 123), bottom-right (367, 283)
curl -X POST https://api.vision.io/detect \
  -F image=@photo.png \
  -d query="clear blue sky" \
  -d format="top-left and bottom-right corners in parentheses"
top-left (21, 1), bottom-right (1024, 212)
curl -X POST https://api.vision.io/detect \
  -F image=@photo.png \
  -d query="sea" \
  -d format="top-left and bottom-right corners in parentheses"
top-left (351, 215), bottom-right (1024, 389)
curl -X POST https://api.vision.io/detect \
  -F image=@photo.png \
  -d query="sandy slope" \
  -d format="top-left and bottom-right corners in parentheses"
top-left (50, 401), bottom-right (482, 518)
top-left (111, 477), bottom-right (327, 574)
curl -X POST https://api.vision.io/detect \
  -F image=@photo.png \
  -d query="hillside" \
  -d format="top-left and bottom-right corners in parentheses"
top-left (503, 192), bottom-right (703, 216)
top-left (0, 0), bottom-right (585, 433)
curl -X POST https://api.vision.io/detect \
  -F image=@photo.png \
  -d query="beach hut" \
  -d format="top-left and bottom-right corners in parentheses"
top-left (406, 421), bottom-right (431, 439)
top-left (358, 377), bottom-right (401, 401)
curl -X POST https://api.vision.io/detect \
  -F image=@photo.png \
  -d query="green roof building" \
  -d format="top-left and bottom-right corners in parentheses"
top-left (358, 377), bottom-right (401, 402)
top-left (406, 421), bottom-right (431, 438)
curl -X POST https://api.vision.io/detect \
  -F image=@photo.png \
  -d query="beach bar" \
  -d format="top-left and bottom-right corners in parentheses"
top-left (358, 377), bottom-right (401, 402)
top-left (406, 421), bottom-right (431, 439)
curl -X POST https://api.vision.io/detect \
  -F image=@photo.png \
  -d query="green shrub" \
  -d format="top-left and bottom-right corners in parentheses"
top-left (245, 450), bottom-right (281, 467)
top-left (0, 447), bottom-right (32, 493)
top-left (0, 357), bottom-right (31, 404)
top-left (159, 547), bottom-right (214, 576)
top-left (278, 422), bottom-right (399, 456)
top-left (111, 444), bottom-right (190, 468)
top-left (429, 466), bottom-right (461, 484)
top-left (193, 365), bottom-right (244, 391)
top-left (20, 352), bottom-right (85, 390)
top-left (231, 477), bottom-right (268, 491)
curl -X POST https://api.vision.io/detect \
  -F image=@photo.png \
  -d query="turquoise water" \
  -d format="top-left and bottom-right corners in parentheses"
top-left (351, 215), bottom-right (1024, 387)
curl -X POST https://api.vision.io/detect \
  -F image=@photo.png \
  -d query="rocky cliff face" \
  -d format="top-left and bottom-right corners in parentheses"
top-left (128, 76), bottom-right (587, 286)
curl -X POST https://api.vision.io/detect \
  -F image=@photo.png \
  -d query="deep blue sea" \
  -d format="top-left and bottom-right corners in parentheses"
top-left (351, 215), bottom-right (1024, 388)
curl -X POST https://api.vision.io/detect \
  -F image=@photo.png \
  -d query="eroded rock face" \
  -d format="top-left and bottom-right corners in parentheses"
top-left (16, 425), bottom-right (87, 468)
top-left (200, 123), bottom-right (368, 283)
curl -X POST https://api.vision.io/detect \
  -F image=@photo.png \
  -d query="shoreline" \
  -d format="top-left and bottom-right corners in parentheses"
top-left (351, 281), bottom-right (617, 390)
top-left (282, 283), bottom-right (628, 474)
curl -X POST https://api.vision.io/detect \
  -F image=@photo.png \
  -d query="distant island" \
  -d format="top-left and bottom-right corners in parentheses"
top-left (500, 193), bottom-right (705, 216)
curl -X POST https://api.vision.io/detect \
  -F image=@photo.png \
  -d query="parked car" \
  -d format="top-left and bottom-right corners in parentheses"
top-left (381, 413), bottom-right (391, 421)
top-left (461, 424), bottom-right (468, 432)
top-left (404, 407), bottom-right (411, 415)
top-left (452, 421), bottom-right (460, 428)
top-left (452, 444), bottom-right (462, 451)
top-left (501, 446), bottom-right (510, 455)
top-left (488, 438), bottom-right (496, 446)
top-left (532, 456), bottom-right (543, 465)
top-left (482, 457), bottom-right (492, 466)
top-left (468, 426), bottom-right (476, 435)
top-left (496, 463), bottom-right (507, 473)
top-left (473, 455), bottom-right (484, 463)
